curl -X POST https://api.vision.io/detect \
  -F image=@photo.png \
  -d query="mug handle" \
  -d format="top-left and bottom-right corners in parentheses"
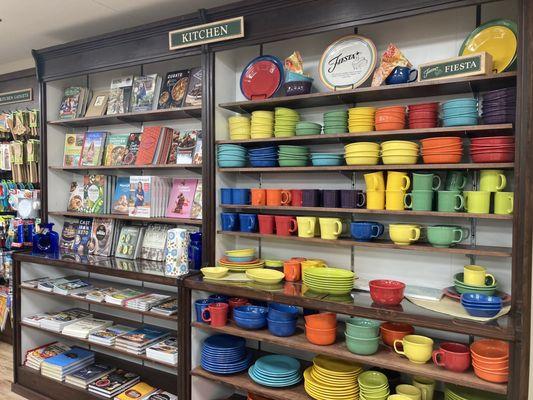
top-left (432, 175), bottom-right (442, 191)
top-left (334, 220), bottom-right (343, 235)
top-left (393, 339), bottom-right (405, 355)
top-left (201, 309), bottom-right (212, 323)
top-left (404, 193), bottom-right (413, 209)
top-left (452, 229), bottom-right (463, 244)
top-left (462, 228), bottom-right (470, 240)
top-left (411, 228), bottom-right (421, 242)
top-left (463, 193), bottom-right (469, 211)
top-left (455, 194), bottom-right (465, 211)
top-left (432, 350), bottom-right (445, 367)
top-left (289, 218), bottom-right (298, 233)
top-left (408, 69), bottom-right (418, 83)
top-left (402, 176), bottom-right (411, 191)
top-left (497, 174), bottom-right (507, 191)
top-left (371, 225), bottom-right (381, 239)
top-left (281, 191), bottom-right (292, 205)
top-left (357, 192), bottom-right (366, 208)
top-left (507, 195), bottom-right (514, 213)
top-left (485, 274), bottom-right (496, 286)
top-left (459, 175), bottom-right (467, 190)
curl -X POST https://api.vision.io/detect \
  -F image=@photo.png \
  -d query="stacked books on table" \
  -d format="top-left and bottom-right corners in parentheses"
top-left (146, 337), bottom-right (178, 365)
top-left (150, 298), bottom-right (178, 316)
top-left (115, 326), bottom-right (170, 355)
top-left (62, 318), bottom-right (113, 339)
top-left (39, 308), bottom-right (92, 332)
top-left (115, 382), bottom-right (157, 400)
top-left (124, 293), bottom-right (171, 311)
top-left (88, 369), bottom-right (140, 398)
top-left (41, 346), bottom-right (95, 382)
top-left (105, 288), bottom-right (145, 305)
top-left (65, 363), bottom-right (116, 389)
top-left (24, 342), bottom-right (71, 371)
top-left (145, 391), bottom-right (178, 400)
top-left (88, 325), bottom-right (135, 346)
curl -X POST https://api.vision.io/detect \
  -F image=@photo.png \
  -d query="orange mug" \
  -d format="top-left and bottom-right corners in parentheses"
top-left (283, 260), bottom-right (301, 282)
top-left (266, 189), bottom-right (291, 206)
top-left (251, 188), bottom-right (266, 206)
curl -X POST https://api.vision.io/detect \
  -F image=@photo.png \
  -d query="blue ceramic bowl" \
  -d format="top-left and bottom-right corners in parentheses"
top-left (268, 303), bottom-right (299, 321)
top-left (311, 158), bottom-right (343, 166)
top-left (218, 160), bottom-right (247, 168)
top-left (226, 255), bottom-right (255, 263)
top-left (233, 305), bottom-right (268, 319)
top-left (461, 293), bottom-right (503, 306)
top-left (285, 70), bottom-right (313, 83)
top-left (250, 160), bottom-right (278, 167)
top-left (442, 116), bottom-right (478, 127)
top-left (234, 315), bottom-right (267, 330)
top-left (462, 305), bottom-right (501, 317)
top-left (442, 108), bottom-right (479, 117)
top-left (267, 318), bottom-right (297, 337)
top-left (442, 98), bottom-right (478, 107)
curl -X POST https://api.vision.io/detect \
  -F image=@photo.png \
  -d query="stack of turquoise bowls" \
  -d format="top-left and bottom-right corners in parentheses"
top-left (323, 109), bottom-right (348, 134)
top-left (295, 121), bottom-right (322, 136)
top-left (217, 144), bottom-right (247, 167)
top-left (278, 145), bottom-right (309, 167)
top-left (441, 98), bottom-right (479, 127)
top-left (310, 152), bottom-right (344, 166)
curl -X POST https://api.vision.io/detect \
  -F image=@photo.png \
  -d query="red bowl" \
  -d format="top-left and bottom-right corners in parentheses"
top-left (380, 322), bottom-right (415, 347)
top-left (471, 136), bottom-right (515, 145)
top-left (470, 144), bottom-right (515, 150)
top-left (408, 110), bottom-right (439, 119)
top-left (470, 149), bottom-right (515, 155)
top-left (408, 102), bottom-right (439, 110)
top-left (422, 153), bottom-right (462, 164)
top-left (369, 279), bottom-right (405, 306)
top-left (409, 121), bottom-right (438, 129)
top-left (471, 152), bottom-right (514, 163)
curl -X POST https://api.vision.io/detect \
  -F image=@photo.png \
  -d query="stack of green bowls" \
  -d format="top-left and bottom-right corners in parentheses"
top-left (344, 317), bottom-right (381, 355)
top-left (278, 145), bottom-right (309, 167)
top-left (323, 109), bottom-right (348, 134)
top-left (274, 107), bottom-right (300, 138)
top-left (295, 121), bottom-right (322, 136)
top-left (454, 272), bottom-right (498, 295)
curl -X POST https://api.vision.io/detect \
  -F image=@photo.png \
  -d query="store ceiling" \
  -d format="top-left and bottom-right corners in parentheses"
top-left (0, 0), bottom-right (236, 74)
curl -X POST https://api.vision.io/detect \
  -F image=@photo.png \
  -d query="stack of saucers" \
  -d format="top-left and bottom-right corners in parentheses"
top-left (248, 146), bottom-right (278, 167)
top-left (323, 109), bottom-right (348, 134)
top-left (217, 144), bottom-right (247, 168)
top-left (304, 355), bottom-right (362, 400)
top-left (201, 334), bottom-right (252, 375)
top-left (482, 87), bottom-right (516, 124)
top-left (295, 121), bottom-right (322, 136)
top-left (228, 116), bottom-right (251, 140)
top-left (251, 111), bottom-right (275, 138)
top-left (441, 98), bottom-right (479, 127)
top-left (348, 107), bottom-right (376, 132)
top-left (274, 107), bottom-right (299, 137)
top-left (278, 145), bottom-right (309, 167)
top-left (248, 355), bottom-right (302, 387)
top-left (358, 370), bottom-right (390, 400)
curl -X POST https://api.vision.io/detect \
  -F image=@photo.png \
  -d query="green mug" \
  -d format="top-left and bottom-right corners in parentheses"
top-left (494, 191), bottom-right (514, 215)
top-left (412, 173), bottom-right (441, 191)
top-left (427, 225), bottom-right (470, 248)
top-left (445, 171), bottom-right (467, 191)
top-left (479, 170), bottom-right (506, 192)
top-left (404, 190), bottom-right (433, 211)
top-left (437, 191), bottom-right (464, 212)
top-left (464, 191), bottom-right (491, 214)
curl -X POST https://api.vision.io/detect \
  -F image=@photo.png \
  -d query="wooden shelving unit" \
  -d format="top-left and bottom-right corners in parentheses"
top-left (49, 164), bottom-right (202, 172)
top-left (48, 211), bottom-right (203, 226)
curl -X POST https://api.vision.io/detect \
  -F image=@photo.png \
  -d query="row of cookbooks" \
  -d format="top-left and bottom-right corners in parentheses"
top-left (58, 68), bottom-right (202, 119)
top-left (24, 342), bottom-right (177, 399)
top-left (21, 276), bottom-right (177, 316)
top-left (63, 128), bottom-right (202, 167)
top-left (67, 175), bottom-right (202, 219)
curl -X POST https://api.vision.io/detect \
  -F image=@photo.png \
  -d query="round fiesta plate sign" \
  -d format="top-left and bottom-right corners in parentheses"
top-left (319, 35), bottom-right (377, 90)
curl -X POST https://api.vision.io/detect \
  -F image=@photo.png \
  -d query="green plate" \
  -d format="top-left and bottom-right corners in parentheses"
top-left (304, 267), bottom-right (354, 279)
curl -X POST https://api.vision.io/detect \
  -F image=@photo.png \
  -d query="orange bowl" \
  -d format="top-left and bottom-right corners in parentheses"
top-left (470, 339), bottom-right (509, 361)
top-left (421, 143), bottom-right (463, 150)
top-left (304, 312), bottom-right (337, 329)
top-left (421, 149), bottom-right (463, 156)
top-left (305, 325), bottom-right (337, 346)
top-left (471, 357), bottom-right (509, 371)
top-left (380, 322), bottom-right (414, 347)
top-left (377, 106), bottom-right (406, 113)
top-left (375, 114), bottom-right (406, 124)
top-left (375, 122), bottom-right (406, 131)
top-left (472, 365), bottom-right (509, 383)
top-left (420, 137), bottom-right (463, 147)
top-left (422, 153), bottom-right (462, 164)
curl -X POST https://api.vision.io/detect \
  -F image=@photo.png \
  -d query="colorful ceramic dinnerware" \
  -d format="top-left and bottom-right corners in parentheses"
top-left (249, 355), bottom-right (302, 387)
top-left (245, 268), bottom-right (285, 284)
top-left (470, 339), bottom-right (509, 383)
top-left (303, 267), bottom-right (355, 295)
top-left (201, 334), bottom-right (252, 374)
top-left (241, 55), bottom-right (284, 100)
top-left (358, 370), bottom-right (390, 399)
top-left (381, 322), bottom-right (415, 347)
top-left (482, 87), bottom-right (516, 124)
top-left (369, 279), bottom-right (406, 305)
top-left (201, 266), bottom-right (229, 279)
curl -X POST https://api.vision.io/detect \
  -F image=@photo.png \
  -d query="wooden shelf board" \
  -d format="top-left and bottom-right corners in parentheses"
top-left (217, 231), bottom-right (511, 258)
top-left (218, 163), bottom-right (514, 173)
top-left (219, 72), bottom-right (517, 113)
top-left (49, 164), bottom-right (202, 172)
top-left (192, 321), bottom-right (507, 395)
top-left (216, 124), bottom-right (514, 145)
top-left (48, 211), bottom-right (202, 226)
top-left (220, 204), bottom-right (513, 221)
top-left (48, 106), bottom-right (201, 127)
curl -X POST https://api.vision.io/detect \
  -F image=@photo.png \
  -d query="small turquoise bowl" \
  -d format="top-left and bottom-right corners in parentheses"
top-left (442, 116), bottom-right (479, 127)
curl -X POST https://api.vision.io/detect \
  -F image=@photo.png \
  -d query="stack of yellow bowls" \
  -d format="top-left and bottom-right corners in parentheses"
top-left (228, 116), bottom-right (251, 140)
top-left (251, 111), bottom-right (275, 138)
top-left (381, 140), bottom-right (419, 165)
top-left (274, 107), bottom-right (299, 137)
top-left (348, 107), bottom-right (376, 132)
top-left (344, 142), bottom-right (380, 165)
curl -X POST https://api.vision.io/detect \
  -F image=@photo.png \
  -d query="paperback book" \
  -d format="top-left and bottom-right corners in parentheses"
top-left (67, 178), bottom-right (85, 212)
top-left (114, 225), bottom-right (145, 259)
top-left (128, 176), bottom-right (151, 217)
top-left (105, 288), bottom-right (145, 306)
top-left (41, 346), bottom-right (95, 381)
top-left (107, 76), bottom-right (133, 115)
top-left (157, 69), bottom-right (190, 109)
top-left (174, 130), bottom-right (198, 164)
top-left (24, 342), bottom-right (71, 370)
top-left (115, 326), bottom-right (170, 355)
top-left (62, 318), bottom-right (113, 339)
top-left (115, 382), bottom-right (156, 400)
top-left (146, 391), bottom-right (178, 400)
top-left (60, 219), bottom-right (78, 251)
top-left (165, 179), bottom-right (197, 218)
top-left (140, 224), bottom-right (170, 261)
top-left (190, 182), bottom-right (203, 220)
top-left (53, 278), bottom-right (92, 295)
top-left (83, 175), bottom-right (106, 214)
top-left (40, 308), bottom-right (93, 332)
top-left (112, 177), bottom-right (130, 215)
top-left (130, 74), bottom-right (161, 112)
top-left (85, 90), bottom-right (109, 117)
top-left (79, 131), bottom-right (107, 167)
top-left (59, 87), bottom-right (88, 119)
top-left (65, 363), bottom-right (116, 389)
top-left (88, 369), bottom-right (140, 399)
top-left (63, 133), bottom-right (85, 167)
top-left (89, 218), bottom-right (115, 256)
top-left (146, 336), bottom-right (177, 365)
top-left (150, 298), bottom-right (178, 316)
top-left (103, 133), bottom-right (129, 166)
top-left (184, 66), bottom-right (202, 107)
top-left (122, 132), bottom-right (142, 165)
top-left (88, 324), bottom-right (135, 346)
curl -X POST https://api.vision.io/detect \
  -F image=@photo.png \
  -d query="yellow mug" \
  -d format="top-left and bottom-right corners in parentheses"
top-left (396, 384), bottom-right (422, 400)
top-left (367, 190), bottom-right (385, 210)
top-left (412, 376), bottom-right (436, 400)
top-left (394, 335), bottom-right (434, 364)
top-left (296, 216), bottom-right (317, 238)
top-left (464, 265), bottom-right (496, 286)
top-left (479, 170), bottom-right (507, 192)
top-left (463, 191), bottom-right (490, 214)
top-left (494, 191), bottom-right (513, 215)
top-left (387, 171), bottom-right (411, 191)
top-left (319, 218), bottom-right (343, 240)
top-left (364, 171), bottom-right (385, 191)
top-left (389, 224), bottom-right (421, 246)
top-left (386, 190), bottom-right (406, 211)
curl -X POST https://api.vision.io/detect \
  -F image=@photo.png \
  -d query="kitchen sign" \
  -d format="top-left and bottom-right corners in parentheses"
top-left (169, 17), bottom-right (244, 50)
top-left (418, 52), bottom-right (493, 82)
top-left (0, 88), bottom-right (33, 106)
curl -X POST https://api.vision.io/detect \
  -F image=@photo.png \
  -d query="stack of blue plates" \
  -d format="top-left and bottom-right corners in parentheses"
top-left (218, 144), bottom-right (248, 168)
top-left (441, 98), bottom-right (479, 127)
top-left (201, 334), bottom-right (252, 374)
top-left (248, 355), bottom-right (302, 387)
top-left (248, 146), bottom-right (278, 167)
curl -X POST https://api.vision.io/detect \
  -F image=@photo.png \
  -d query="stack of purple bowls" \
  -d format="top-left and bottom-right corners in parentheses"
top-left (481, 87), bottom-right (516, 124)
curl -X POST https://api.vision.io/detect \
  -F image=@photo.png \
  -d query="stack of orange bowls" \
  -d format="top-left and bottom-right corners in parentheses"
top-left (304, 312), bottom-right (337, 346)
top-left (470, 339), bottom-right (509, 383)
top-left (420, 137), bottom-right (463, 164)
top-left (408, 102), bottom-right (439, 129)
top-left (375, 106), bottom-right (406, 131)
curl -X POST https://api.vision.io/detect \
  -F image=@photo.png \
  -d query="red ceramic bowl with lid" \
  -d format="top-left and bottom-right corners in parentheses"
top-left (369, 279), bottom-right (405, 305)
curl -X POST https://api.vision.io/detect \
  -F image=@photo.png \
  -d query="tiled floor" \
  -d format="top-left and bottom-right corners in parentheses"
top-left (0, 342), bottom-right (25, 399)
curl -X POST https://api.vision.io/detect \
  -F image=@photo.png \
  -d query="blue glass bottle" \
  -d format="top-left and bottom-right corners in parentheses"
top-left (188, 231), bottom-right (202, 270)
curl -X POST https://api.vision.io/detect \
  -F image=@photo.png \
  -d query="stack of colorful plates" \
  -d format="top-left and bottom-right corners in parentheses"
top-left (441, 98), bottom-right (479, 127)
top-left (303, 267), bottom-right (355, 295)
top-left (304, 355), bottom-right (363, 400)
top-left (274, 107), bottom-right (300, 137)
top-left (228, 116), bottom-right (251, 140)
top-left (251, 111), bottom-right (275, 138)
top-left (461, 293), bottom-right (503, 318)
top-left (278, 145), bottom-right (309, 167)
top-left (358, 370), bottom-right (390, 400)
top-left (218, 144), bottom-right (248, 168)
top-left (323, 110), bottom-right (348, 134)
top-left (218, 256), bottom-right (265, 271)
top-left (454, 272), bottom-right (498, 295)
top-left (445, 383), bottom-right (506, 400)
top-left (482, 87), bottom-right (516, 124)
top-left (248, 146), bottom-right (278, 167)
top-left (248, 355), bottom-right (302, 387)
top-left (349, 107), bottom-right (376, 132)
top-left (201, 334), bottom-right (252, 375)
top-left (295, 121), bottom-right (322, 136)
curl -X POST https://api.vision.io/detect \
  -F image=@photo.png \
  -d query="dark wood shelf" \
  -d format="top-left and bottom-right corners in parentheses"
top-left (47, 106), bottom-right (201, 127)
top-left (218, 230), bottom-right (511, 258)
top-left (220, 204), bottom-right (513, 221)
top-left (219, 72), bottom-right (517, 113)
top-left (216, 124), bottom-right (514, 145)
top-left (48, 211), bottom-right (202, 226)
top-left (184, 275), bottom-right (514, 340)
top-left (49, 164), bottom-right (202, 172)
top-left (193, 321), bottom-right (507, 394)
top-left (218, 163), bottom-right (514, 173)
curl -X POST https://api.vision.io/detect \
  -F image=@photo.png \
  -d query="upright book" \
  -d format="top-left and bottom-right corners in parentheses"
top-left (72, 218), bottom-right (93, 254)
top-left (130, 74), bottom-right (161, 112)
top-left (59, 87), bottom-right (87, 119)
top-left (184, 66), bottom-right (203, 107)
top-left (79, 131), bottom-right (107, 167)
top-left (122, 132), bottom-right (142, 165)
top-left (129, 176), bottom-right (151, 217)
top-left (107, 76), bottom-right (133, 115)
top-left (103, 133), bottom-right (129, 166)
top-left (165, 179), bottom-right (198, 218)
top-left (85, 90), bottom-right (109, 117)
top-left (89, 218), bottom-right (115, 256)
top-left (140, 224), bottom-right (171, 261)
top-left (63, 133), bottom-right (84, 167)
top-left (174, 130), bottom-right (198, 164)
top-left (83, 175), bottom-right (106, 214)
top-left (135, 126), bottom-right (163, 165)
top-left (111, 177), bottom-right (130, 215)
top-left (157, 69), bottom-right (190, 109)
top-left (67, 178), bottom-right (85, 212)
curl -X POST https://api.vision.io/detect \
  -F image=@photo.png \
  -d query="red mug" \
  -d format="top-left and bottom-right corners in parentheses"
top-left (284, 260), bottom-right (301, 282)
top-left (228, 297), bottom-right (249, 317)
top-left (201, 302), bottom-right (229, 327)
top-left (274, 215), bottom-right (297, 236)
top-left (258, 214), bottom-right (275, 234)
top-left (291, 190), bottom-right (303, 207)
top-left (432, 342), bottom-right (471, 372)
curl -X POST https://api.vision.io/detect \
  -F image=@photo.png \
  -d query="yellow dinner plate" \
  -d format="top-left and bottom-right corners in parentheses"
top-left (245, 268), bottom-right (285, 284)
top-left (313, 355), bottom-right (362, 374)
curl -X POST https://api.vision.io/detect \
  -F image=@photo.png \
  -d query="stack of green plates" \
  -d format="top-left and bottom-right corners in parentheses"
top-left (274, 107), bottom-right (300, 138)
top-left (323, 109), bottom-right (348, 134)
top-left (303, 267), bottom-right (355, 295)
top-left (454, 273), bottom-right (498, 295)
top-left (295, 121), bottom-right (322, 136)
top-left (445, 383), bottom-right (506, 400)
top-left (278, 145), bottom-right (309, 167)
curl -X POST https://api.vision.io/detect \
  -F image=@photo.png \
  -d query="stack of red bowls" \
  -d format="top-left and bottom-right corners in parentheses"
top-left (375, 106), bottom-right (406, 131)
top-left (470, 136), bottom-right (515, 163)
top-left (470, 339), bottom-right (509, 383)
top-left (408, 102), bottom-right (439, 129)
top-left (420, 137), bottom-right (463, 164)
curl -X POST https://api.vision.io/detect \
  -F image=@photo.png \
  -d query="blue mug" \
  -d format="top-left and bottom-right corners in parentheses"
top-left (385, 66), bottom-right (418, 85)
top-left (208, 294), bottom-right (229, 303)
top-left (239, 213), bottom-right (258, 233)
top-left (195, 299), bottom-right (214, 322)
top-left (221, 212), bottom-right (239, 231)
top-left (350, 221), bottom-right (384, 241)
top-left (232, 188), bottom-right (251, 205)
top-left (220, 188), bottom-right (233, 205)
